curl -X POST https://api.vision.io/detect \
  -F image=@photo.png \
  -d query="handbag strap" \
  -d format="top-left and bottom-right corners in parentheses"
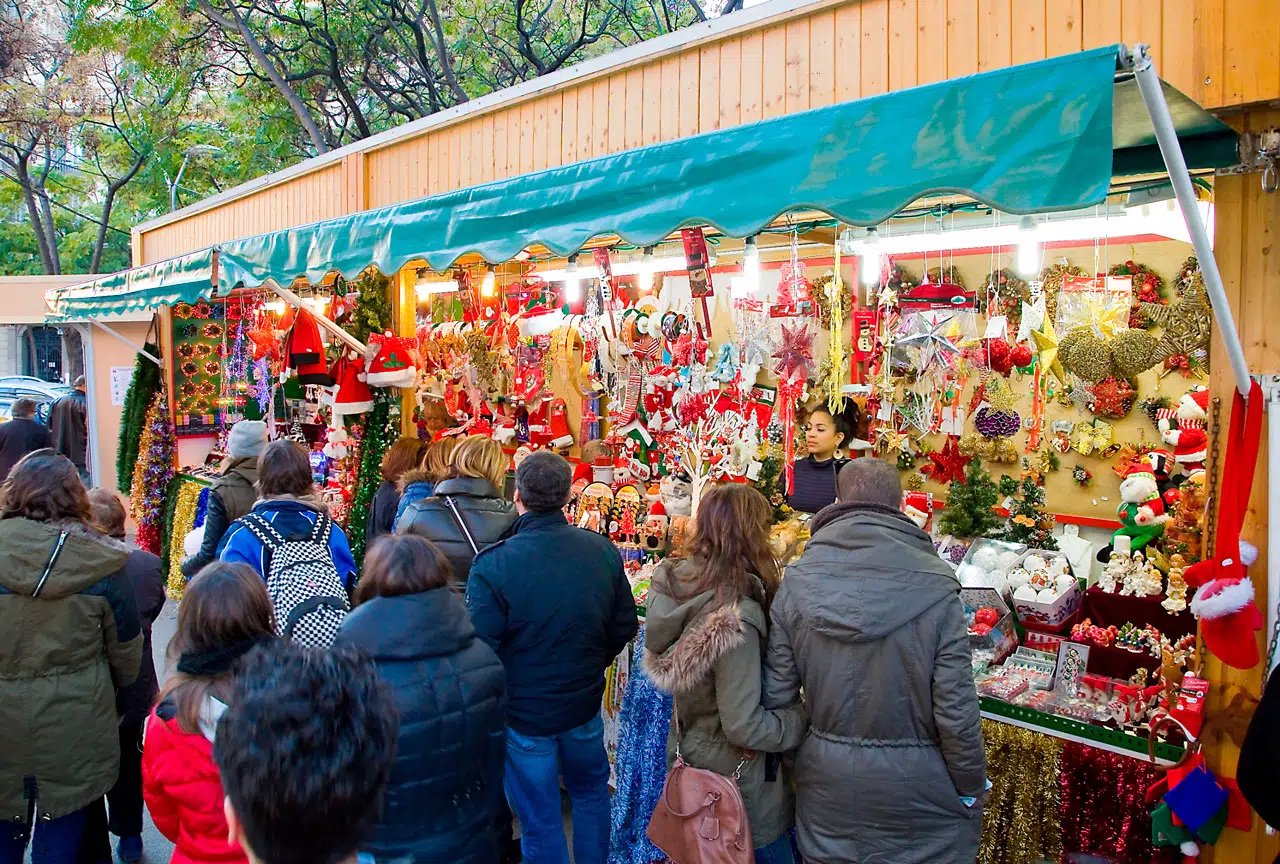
top-left (670, 695), bottom-right (753, 780)
top-left (443, 495), bottom-right (481, 555)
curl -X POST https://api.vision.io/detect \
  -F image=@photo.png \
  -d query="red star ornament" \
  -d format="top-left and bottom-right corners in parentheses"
top-left (247, 328), bottom-right (281, 362)
top-left (923, 435), bottom-right (971, 486)
top-left (772, 322), bottom-right (814, 382)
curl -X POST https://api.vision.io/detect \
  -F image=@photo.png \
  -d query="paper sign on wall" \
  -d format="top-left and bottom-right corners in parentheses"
top-left (110, 365), bottom-right (135, 406)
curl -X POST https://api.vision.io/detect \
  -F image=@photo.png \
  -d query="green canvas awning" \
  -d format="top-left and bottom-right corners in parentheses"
top-left (54, 44), bottom-right (1238, 317)
top-left (45, 249), bottom-right (218, 320)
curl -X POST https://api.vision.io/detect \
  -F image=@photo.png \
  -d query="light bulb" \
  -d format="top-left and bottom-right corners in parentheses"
top-left (638, 246), bottom-right (655, 294)
top-left (742, 235), bottom-right (761, 293)
top-left (265, 299), bottom-right (287, 316)
top-left (481, 268), bottom-right (496, 298)
top-left (859, 227), bottom-right (881, 287)
top-left (1016, 215), bottom-right (1040, 277)
top-left (565, 255), bottom-right (581, 303)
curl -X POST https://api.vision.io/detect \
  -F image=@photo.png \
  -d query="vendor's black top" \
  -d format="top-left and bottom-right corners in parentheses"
top-left (334, 588), bottom-right (506, 864)
top-left (466, 509), bottom-right (639, 737)
top-left (0, 417), bottom-right (52, 483)
top-left (785, 455), bottom-right (849, 514)
top-left (367, 479), bottom-right (400, 540)
top-left (395, 477), bottom-right (517, 584)
top-left (1238, 668), bottom-right (1280, 838)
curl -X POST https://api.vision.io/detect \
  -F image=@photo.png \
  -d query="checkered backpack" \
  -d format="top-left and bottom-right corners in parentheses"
top-left (239, 511), bottom-right (350, 648)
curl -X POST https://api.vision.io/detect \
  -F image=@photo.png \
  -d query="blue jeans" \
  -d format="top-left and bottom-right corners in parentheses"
top-left (504, 715), bottom-right (611, 864)
top-left (754, 832), bottom-right (796, 864)
top-left (0, 805), bottom-right (89, 864)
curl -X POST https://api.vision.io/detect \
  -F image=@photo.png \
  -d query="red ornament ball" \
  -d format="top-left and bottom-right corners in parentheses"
top-left (971, 623), bottom-right (992, 637)
top-left (1010, 343), bottom-right (1034, 369)
top-left (975, 607), bottom-right (1001, 627)
top-left (986, 339), bottom-right (1014, 376)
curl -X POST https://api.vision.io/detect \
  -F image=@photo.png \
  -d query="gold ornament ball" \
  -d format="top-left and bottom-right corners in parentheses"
top-left (1056, 326), bottom-right (1088, 369)
top-left (1063, 333), bottom-right (1113, 383)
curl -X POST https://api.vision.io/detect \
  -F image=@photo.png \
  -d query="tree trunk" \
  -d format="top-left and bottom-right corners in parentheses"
top-left (197, 0), bottom-right (331, 154)
top-left (37, 187), bottom-right (60, 274)
top-left (14, 159), bottom-right (55, 275)
top-left (90, 152), bottom-right (146, 274)
top-left (424, 0), bottom-right (468, 104)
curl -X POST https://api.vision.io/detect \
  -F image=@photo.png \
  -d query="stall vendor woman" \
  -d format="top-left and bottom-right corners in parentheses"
top-left (785, 406), bottom-right (871, 514)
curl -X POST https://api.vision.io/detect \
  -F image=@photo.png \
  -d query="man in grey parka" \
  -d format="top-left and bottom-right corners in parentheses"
top-left (764, 458), bottom-right (987, 864)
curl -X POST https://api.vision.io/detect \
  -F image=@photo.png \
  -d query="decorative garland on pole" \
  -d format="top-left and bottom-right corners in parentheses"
top-left (129, 388), bottom-right (176, 555)
top-left (346, 392), bottom-right (397, 569)
top-left (115, 344), bottom-right (162, 494)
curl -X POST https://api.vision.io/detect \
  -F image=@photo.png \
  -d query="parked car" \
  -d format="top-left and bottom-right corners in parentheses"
top-left (0, 376), bottom-right (75, 424)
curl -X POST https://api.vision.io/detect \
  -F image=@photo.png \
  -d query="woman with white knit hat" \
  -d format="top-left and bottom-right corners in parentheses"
top-left (181, 420), bottom-right (268, 579)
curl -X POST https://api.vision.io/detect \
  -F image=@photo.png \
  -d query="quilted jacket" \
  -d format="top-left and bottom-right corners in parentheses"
top-left (334, 587), bottom-right (507, 864)
top-left (142, 696), bottom-right (248, 864)
top-left (395, 477), bottom-right (516, 584)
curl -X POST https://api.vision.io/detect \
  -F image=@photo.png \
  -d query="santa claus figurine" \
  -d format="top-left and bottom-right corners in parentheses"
top-left (1159, 386), bottom-right (1209, 477)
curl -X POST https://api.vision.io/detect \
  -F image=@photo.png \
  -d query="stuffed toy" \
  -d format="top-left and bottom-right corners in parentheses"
top-left (659, 472), bottom-right (693, 518)
top-left (1159, 386), bottom-right (1210, 476)
top-left (1184, 381), bottom-right (1264, 670)
top-left (322, 425), bottom-right (350, 460)
top-left (1113, 464), bottom-right (1170, 553)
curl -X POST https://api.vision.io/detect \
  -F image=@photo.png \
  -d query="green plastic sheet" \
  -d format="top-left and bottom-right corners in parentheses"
top-left (46, 249), bottom-right (217, 320)
top-left (51, 44), bottom-right (1238, 316)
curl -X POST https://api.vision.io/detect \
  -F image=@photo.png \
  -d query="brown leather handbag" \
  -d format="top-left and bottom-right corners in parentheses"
top-left (646, 701), bottom-right (754, 864)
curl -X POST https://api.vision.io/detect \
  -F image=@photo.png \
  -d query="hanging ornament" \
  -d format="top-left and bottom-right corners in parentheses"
top-left (922, 435), bottom-right (971, 486)
top-left (1088, 376), bottom-right (1137, 419)
top-left (1109, 259), bottom-right (1166, 329)
top-left (826, 238), bottom-right (848, 414)
top-left (1140, 275), bottom-right (1212, 368)
top-left (772, 321), bottom-right (814, 495)
top-left (1031, 318), bottom-right (1066, 383)
top-left (894, 311), bottom-right (963, 376)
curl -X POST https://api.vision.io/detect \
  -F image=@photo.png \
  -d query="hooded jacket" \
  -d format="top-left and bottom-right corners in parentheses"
top-left (396, 477), bottom-right (516, 585)
top-left (117, 547), bottom-right (168, 726)
top-left (0, 519), bottom-right (143, 820)
top-left (643, 559), bottom-right (808, 847)
top-left (216, 497), bottom-right (357, 591)
top-left (334, 589), bottom-right (506, 864)
top-left (183, 457), bottom-right (259, 579)
top-left (394, 468), bottom-right (435, 526)
top-left (143, 695), bottom-right (248, 864)
top-left (763, 502), bottom-right (986, 864)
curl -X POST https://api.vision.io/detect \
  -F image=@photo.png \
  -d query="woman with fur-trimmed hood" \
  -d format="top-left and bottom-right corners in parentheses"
top-left (643, 483), bottom-right (808, 862)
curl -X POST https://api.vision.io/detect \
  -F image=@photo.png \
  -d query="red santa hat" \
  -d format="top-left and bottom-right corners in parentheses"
top-left (1185, 386), bottom-right (1210, 418)
top-left (363, 331), bottom-right (418, 389)
top-left (1173, 426), bottom-right (1208, 468)
top-left (284, 308), bottom-right (333, 386)
top-left (323, 355), bottom-right (374, 416)
top-left (571, 461), bottom-right (593, 485)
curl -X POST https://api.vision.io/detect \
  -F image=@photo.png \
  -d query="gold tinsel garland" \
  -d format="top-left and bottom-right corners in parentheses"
top-left (165, 481), bottom-right (204, 600)
top-left (979, 719), bottom-right (1064, 864)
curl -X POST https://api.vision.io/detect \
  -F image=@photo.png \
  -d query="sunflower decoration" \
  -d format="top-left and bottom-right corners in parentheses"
top-left (181, 323), bottom-right (199, 339)
top-left (201, 322), bottom-right (224, 340)
top-left (1109, 260), bottom-right (1166, 329)
top-left (176, 343), bottom-right (196, 361)
top-left (179, 382), bottom-right (197, 403)
top-left (192, 300), bottom-right (214, 320)
top-left (193, 343), bottom-right (214, 359)
top-left (173, 302), bottom-right (194, 320)
top-left (811, 273), bottom-right (853, 330)
top-left (203, 360), bottom-right (221, 378)
top-left (180, 361), bottom-right (199, 378)
top-left (1038, 262), bottom-right (1087, 325)
top-left (984, 268), bottom-right (1030, 328)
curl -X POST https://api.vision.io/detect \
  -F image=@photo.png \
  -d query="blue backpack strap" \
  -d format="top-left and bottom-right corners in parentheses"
top-left (239, 513), bottom-right (286, 575)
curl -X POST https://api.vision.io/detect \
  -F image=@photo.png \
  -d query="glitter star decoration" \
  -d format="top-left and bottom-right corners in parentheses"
top-left (1088, 376), bottom-right (1136, 419)
top-left (247, 327), bottom-right (281, 362)
top-left (772, 321), bottom-right (814, 382)
top-left (922, 435), bottom-right (971, 486)
top-left (1031, 318), bottom-right (1066, 383)
top-left (1141, 278), bottom-right (1212, 365)
top-left (893, 311), bottom-right (963, 375)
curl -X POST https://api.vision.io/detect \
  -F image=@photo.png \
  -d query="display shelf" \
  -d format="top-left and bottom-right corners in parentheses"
top-left (980, 697), bottom-right (1184, 766)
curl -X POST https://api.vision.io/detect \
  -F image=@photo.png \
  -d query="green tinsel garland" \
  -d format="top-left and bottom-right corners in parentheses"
top-left (115, 344), bottom-right (162, 494)
top-left (347, 393), bottom-right (398, 571)
top-left (336, 270), bottom-right (393, 346)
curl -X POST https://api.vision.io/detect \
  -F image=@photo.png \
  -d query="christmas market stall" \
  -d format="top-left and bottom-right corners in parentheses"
top-left (46, 43), bottom-right (1271, 864)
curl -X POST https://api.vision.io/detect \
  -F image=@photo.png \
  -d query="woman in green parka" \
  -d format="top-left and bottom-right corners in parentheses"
top-left (643, 483), bottom-right (808, 864)
top-left (0, 451), bottom-right (142, 864)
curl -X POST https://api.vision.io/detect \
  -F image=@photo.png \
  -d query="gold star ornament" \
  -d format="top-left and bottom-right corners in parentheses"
top-left (1032, 318), bottom-right (1066, 383)
top-left (1141, 277), bottom-right (1212, 366)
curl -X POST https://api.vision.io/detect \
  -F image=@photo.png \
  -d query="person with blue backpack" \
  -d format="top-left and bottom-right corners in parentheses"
top-left (217, 439), bottom-right (356, 648)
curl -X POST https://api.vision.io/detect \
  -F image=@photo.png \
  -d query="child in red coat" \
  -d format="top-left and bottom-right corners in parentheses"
top-left (142, 562), bottom-right (275, 864)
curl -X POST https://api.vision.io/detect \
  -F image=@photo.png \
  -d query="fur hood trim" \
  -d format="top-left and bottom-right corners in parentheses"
top-left (643, 603), bottom-right (746, 694)
top-left (398, 467), bottom-right (437, 492)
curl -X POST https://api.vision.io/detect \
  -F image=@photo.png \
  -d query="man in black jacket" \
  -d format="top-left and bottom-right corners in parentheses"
top-left (467, 450), bottom-right (639, 864)
top-left (50, 376), bottom-right (89, 484)
top-left (0, 398), bottom-right (52, 482)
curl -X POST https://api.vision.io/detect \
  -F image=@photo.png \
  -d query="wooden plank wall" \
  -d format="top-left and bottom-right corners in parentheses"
top-left (136, 0), bottom-right (1280, 265)
top-left (1204, 107), bottom-right (1280, 864)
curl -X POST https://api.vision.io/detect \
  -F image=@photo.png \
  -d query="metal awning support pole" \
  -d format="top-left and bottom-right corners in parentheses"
top-left (265, 281), bottom-right (368, 355)
top-left (88, 318), bottom-right (163, 366)
top-left (1127, 43), bottom-right (1252, 398)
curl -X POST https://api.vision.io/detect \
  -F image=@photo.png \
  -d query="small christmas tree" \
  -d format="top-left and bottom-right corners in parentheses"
top-left (993, 475), bottom-right (1058, 550)
top-left (938, 459), bottom-right (1001, 539)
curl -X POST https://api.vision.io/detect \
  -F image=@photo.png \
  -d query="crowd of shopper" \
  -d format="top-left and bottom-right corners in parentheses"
top-left (0, 420), bottom-right (1007, 864)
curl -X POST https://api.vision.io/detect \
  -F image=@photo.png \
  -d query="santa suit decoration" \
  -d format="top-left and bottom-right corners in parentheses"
top-left (1113, 464), bottom-right (1170, 553)
top-left (1159, 386), bottom-right (1209, 475)
top-left (283, 308), bottom-right (333, 386)
top-left (1184, 381), bottom-right (1265, 670)
top-left (322, 354), bottom-right (374, 416)
top-left (363, 331), bottom-right (419, 389)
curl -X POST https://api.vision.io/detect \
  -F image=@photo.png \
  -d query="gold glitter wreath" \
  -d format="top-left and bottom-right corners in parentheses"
top-left (1058, 326), bottom-right (1159, 383)
top-left (927, 265), bottom-right (966, 288)
top-left (979, 719), bottom-right (1063, 864)
top-left (165, 480), bottom-right (204, 600)
top-left (1140, 274), bottom-right (1212, 366)
top-left (810, 272), bottom-right (853, 330)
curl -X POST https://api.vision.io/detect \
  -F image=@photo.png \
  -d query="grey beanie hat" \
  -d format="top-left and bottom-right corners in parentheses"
top-left (227, 420), bottom-right (269, 460)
